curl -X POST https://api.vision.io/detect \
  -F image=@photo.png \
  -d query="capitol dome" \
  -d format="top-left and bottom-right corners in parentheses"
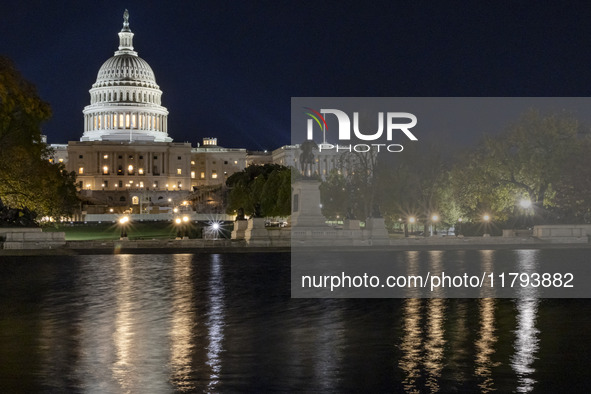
top-left (94, 55), bottom-right (158, 89)
top-left (81, 10), bottom-right (172, 142)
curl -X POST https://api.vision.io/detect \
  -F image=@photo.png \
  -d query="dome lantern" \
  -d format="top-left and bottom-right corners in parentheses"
top-left (116, 9), bottom-right (137, 56)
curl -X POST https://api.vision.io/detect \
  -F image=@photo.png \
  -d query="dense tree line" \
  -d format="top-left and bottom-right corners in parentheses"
top-left (320, 109), bottom-right (591, 231)
top-left (0, 57), bottom-right (78, 223)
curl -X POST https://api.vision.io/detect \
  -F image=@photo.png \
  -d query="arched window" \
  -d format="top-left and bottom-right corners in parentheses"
top-left (132, 196), bottom-right (139, 205)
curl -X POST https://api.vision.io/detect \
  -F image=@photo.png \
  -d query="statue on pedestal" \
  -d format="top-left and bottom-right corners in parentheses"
top-left (299, 140), bottom-right (318, 177)
top-left (0, 198), bottom-right (38, 227)
top-left (236, 207), bottom-right (246, 221)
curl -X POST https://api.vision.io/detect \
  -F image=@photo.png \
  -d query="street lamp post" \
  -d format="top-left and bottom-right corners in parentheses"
top-left (182, 215), bottom-right (189, 239)
top-left (519, 198), bottom-right (532, 228)
top-left (483, 214), bottom-right (491, 237)
top-left (119, 216), bottom-right (129, 240)
top-left (408, 216), bottom-right (416, 236)
top-left (431, 214), bottom-right (439, 236)
top-left (457, 217), bottom-right (463, 237)
top-left (175, 217), bottom-right (182, 239)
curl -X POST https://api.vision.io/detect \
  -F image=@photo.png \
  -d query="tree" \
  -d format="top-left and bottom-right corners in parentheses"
top-left (0, 56), bottom-right (78, 222)
top-left (550, 136), bottom-right (591, 223)
top-left (377, 142), bottom-right (452, 232)
top-left (226, 164), bottom-right (291, 217)
top-left (451, 110), bottom-right (580, 223)
top-left (319, 148), bottom-right (381, 221)
top-left (319, 169), bottom-right (349, 220)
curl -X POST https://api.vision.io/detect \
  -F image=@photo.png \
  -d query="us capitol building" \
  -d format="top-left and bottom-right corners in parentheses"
top-left (49, 11), bottom-right (339, 216)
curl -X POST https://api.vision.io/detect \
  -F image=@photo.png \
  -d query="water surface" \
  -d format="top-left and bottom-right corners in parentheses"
top-left (1, 250), bottom-right (590, 392)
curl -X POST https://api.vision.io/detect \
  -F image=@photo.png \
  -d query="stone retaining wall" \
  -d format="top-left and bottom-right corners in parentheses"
top-left (1, 228), bottom-right (66, 249)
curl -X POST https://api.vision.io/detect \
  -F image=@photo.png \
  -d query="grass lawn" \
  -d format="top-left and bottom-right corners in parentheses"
top-left (44, 221), bottom-right (182, 241)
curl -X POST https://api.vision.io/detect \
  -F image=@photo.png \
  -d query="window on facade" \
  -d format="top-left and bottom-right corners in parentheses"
top-left (224, 161), bottom-right (228, 165)
top-left (191, 171), bottom-right (195, 179)
top-left (154, 156), bottom-right (158, 159)
top-left (178, 156), bottom-right (181, 160)
top-left (104, 180), bottom-right (109, 188)
top-left (211, 170), bottom-right (218, 179)
top-left (103, 154), bottom-right (108, 159)
top-left (128, 165), bottom-right (134, 174)
top-left (118, 181), bottom-right (123, 188)
top-left (190, 160), bottom-right (195, 165)
top-left (103, 166), bottom-right (109, 174)
top-left (129, 155), bottom-right (133, 159)
top-left (138, 168), bottom-right (144, 175)
top-left (139, 155), bottom-right (143, 160)
top-left (118, 155), bottom-right (123, 159)
top-left (234, 160), bottom-right (238, 165)
top-left (200, 172), bottom-right (205, 179)
top-left (79, 155), bottom-right (83, 159)
top-left (59, 158), bottom-right (64, 163)
top-left (78, 167), bottom-right (84, 174)
top-left (177, 168), bottom-right (182, 175)
top-left (120, 196), bottom-right (126, 202)
top-left (139, 182), bottom-right (144, 188)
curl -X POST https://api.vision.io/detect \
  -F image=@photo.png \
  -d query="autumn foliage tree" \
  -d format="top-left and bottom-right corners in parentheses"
top-left (0, 56), bottom-right (78, 222)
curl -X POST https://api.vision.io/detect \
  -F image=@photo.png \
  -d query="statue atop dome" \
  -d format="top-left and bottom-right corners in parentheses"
top-left (122, 9), bottom-right (131, 32)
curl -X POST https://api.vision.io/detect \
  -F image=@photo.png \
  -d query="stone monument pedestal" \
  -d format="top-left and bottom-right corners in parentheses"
top-left (291, 180), bottom-right (327, 227)
top-left (231, 220), bottom-right (248, 240)
top-left (366, 217), bottom-right (389, 244)
top-left (344, 219), bottom-right (360, 230)
top-left (244, 218), bottom-right (270, 246)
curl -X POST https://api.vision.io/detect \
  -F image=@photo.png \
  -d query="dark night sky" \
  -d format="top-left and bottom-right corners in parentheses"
top-left (2, 1), bottom-right (591, 150)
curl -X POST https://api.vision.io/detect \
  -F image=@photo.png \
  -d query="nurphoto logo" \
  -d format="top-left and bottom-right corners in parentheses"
top-left (303, 107), bottom-right (418, 152)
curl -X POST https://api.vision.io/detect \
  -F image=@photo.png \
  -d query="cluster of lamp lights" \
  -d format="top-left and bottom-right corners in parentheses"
top-left (86, 182), bottom-right (183, 190)
top-left (405, 213), bottom-right (493, 225)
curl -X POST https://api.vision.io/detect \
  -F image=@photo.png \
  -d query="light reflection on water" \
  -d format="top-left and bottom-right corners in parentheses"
top-left (399, 298), bottom-right (423, 393)
top-left (170, 254), bottom-right (195, 391)
top-left (512, 250), bottom-right (540, 393)
top-left (206, 254), bottom-right (225, 392)
top-left (1, 249), bottom-right (590, 391)
top-left (475, 298), bottom-right (498, 393)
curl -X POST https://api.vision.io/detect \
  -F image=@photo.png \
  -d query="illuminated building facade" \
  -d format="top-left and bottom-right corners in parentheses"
top-left (49, 10), bottom-right (339, 215)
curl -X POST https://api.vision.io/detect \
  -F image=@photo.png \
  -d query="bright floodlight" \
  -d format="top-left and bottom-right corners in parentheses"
top-left (204, 219), bottom-right (223, 239)
top-left (182, 216), bottom-right (189, 222)
top-left (483, 214), bottom-right (490, 222)
top-left (119, 216), bottom-right (128, 224)
top-left (175, 217), bottom-right (181, 224)
top-left (431, 214), bottom-right (439, 222)
top-left (408, 216), bottom-right (416, 224)
top-left (520, 199), bottom-right (532, 209)
top-left (458, 218), bottom-right (463, 222)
